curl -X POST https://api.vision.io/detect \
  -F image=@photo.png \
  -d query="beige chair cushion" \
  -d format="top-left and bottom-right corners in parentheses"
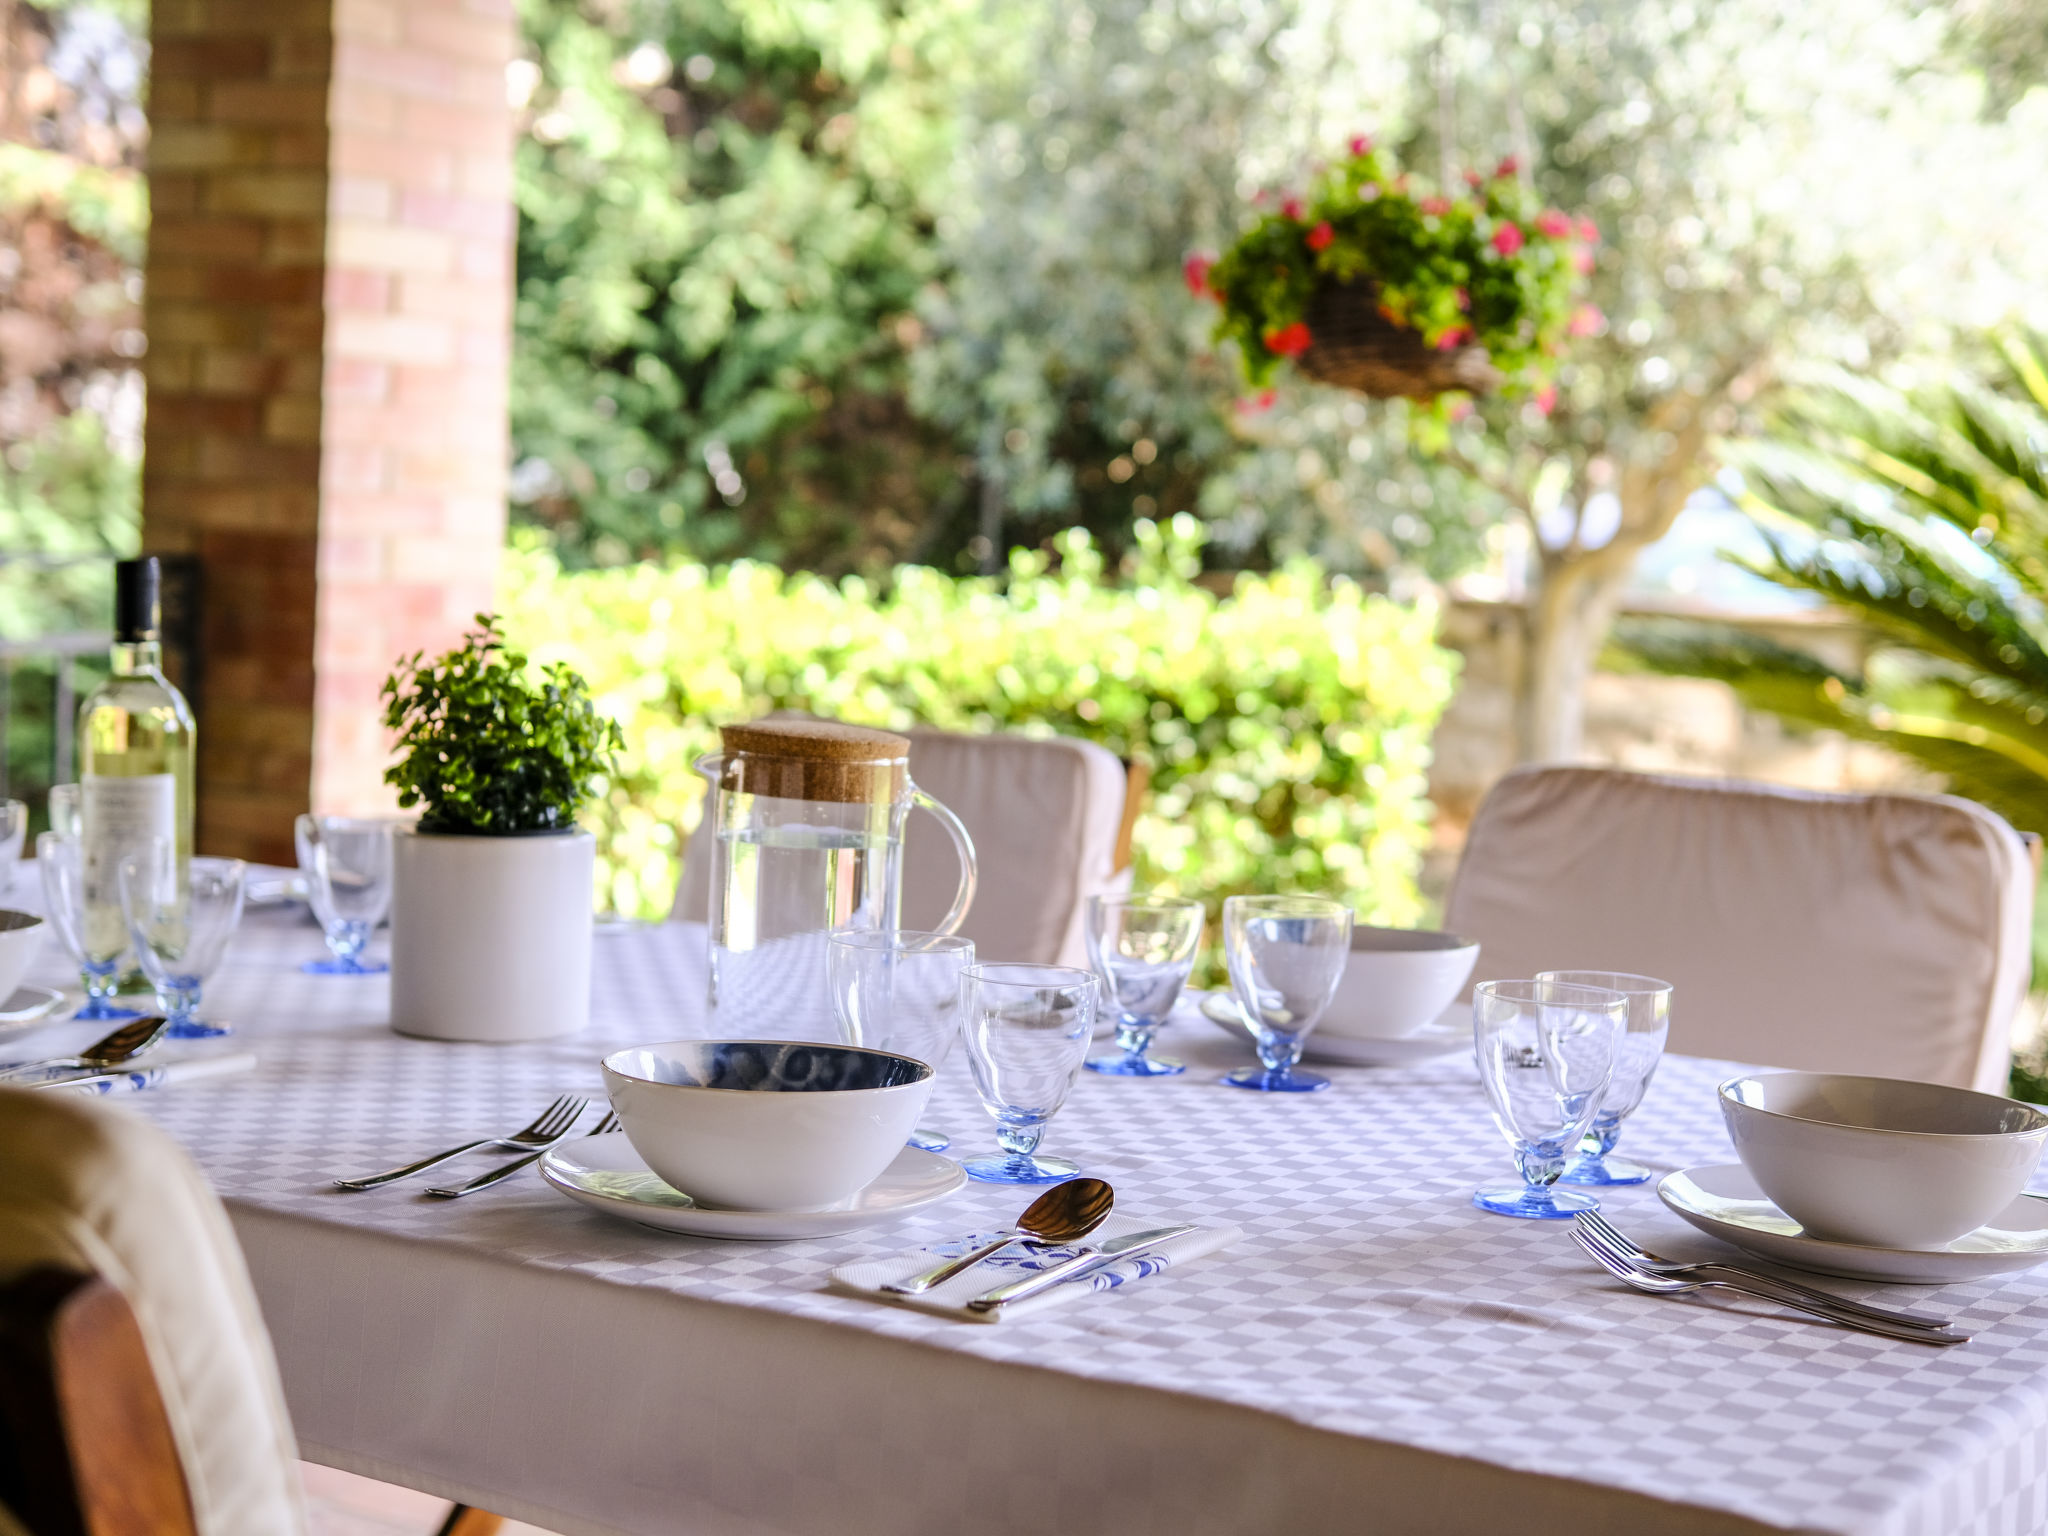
top-left (676, 727), bottom-right (1132, 967)
top-left (0, 1088), bottom-right (308, 1536)
top-left (1444, 767), bottom-right (2034, 1092)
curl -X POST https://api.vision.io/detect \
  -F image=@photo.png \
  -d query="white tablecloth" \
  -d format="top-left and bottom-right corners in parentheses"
top-left (17, 908), bottom-right (2048, 1536)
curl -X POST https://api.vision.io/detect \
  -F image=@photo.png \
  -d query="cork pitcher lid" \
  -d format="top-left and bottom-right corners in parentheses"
top-left (717, 718), bottom-right (911, 804)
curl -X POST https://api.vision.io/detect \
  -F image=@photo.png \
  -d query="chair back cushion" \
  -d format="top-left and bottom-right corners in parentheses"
top-left (0, 1089), bottom-right (307, 1536)
top-left (676, 728), bottom-right (1131, 967)
top-left (1444, 766), bottom-right (2033, 1091)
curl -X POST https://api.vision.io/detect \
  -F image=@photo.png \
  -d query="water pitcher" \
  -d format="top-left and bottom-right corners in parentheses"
top-left (698, 720), bottom-right (976, 1040)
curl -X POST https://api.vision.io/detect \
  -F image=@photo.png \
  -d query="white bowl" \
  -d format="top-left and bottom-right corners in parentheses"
top-left (1719, 1072), bottom-right (2048, 1250)
top-left (0, 910), bottom-right (44, 1002)
top-left (601, 1040), bottom-right (935, 1212)
top-left (1317, 927), bottom-right (1479, 1040)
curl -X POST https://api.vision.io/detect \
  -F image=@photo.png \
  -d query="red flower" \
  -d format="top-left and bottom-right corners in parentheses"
top-left (1495, 155), bottom-right (1519, 179)
top-left (1263, 321), bottom-right (1313, 357)
top-left (1419, 196), bottom-right (1451, 217)
top-left (1306, 220), bottom-right (1335, 252)
top-left (1348, 134), bottom-right (1373, 156)
top-left (1464, 169), bottom-right (1485, 189)
top-left (1236, 388), bottom-right (1278, 415)
top-left (1535, 209), bottom-right (1572, 239)
top-left (1435, 326), bottom-right (1472, 351)
top-left (1577, 215), bottom-right (1600, 243)
top-left (1568, 304), bottom-right (1604, 337)
top-left (1491, 222), bottom-right (1525, 257)
top-left (1455, 286), bottom-right (1470, 311)
top-left (1281, 196), bottom-right (1305, 221)
top-left (1533, 384), bottom-right (1558, 415)
top-left (1182, 252), bottom-right (1216, 298)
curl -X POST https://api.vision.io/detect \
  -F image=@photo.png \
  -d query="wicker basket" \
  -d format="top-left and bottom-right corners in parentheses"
top-left (1295, 281), bottom-right (1502, 400)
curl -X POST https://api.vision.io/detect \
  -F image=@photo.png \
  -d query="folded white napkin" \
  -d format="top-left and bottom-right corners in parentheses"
top-left (829, 1212), bottom-right (1240, 1323)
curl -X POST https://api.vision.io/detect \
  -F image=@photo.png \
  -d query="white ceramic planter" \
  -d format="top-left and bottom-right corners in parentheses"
top-left (390, 828), bottom-right (594, 1042)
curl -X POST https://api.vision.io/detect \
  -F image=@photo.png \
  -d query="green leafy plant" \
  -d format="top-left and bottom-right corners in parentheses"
top-left (1197, 137), bottom-right (1596, 398)
top-left (500, 516), bottom-right (1459, 971)
top-left (382, 615), bottom-right (624, 835)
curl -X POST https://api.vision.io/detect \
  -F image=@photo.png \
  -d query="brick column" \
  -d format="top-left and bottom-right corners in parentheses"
top-left (142, 0), bottom-right (512, 863)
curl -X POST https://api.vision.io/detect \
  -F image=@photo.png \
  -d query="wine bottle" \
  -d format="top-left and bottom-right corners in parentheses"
top-left (78, 557), bottom-right (196, 952)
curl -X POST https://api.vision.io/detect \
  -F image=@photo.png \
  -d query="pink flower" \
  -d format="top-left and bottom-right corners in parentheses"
top-left (1577, 215), bottom-right (1599, 243)
top-left (1281, 196), bottom-right (1305, 221)
top-left (1263, 321), bottom-right (1314, 357)
top-left (1464, 170), bottom-right (1485, 189)
top-left (1182, 252), bottom-right (1216, 298)
top-left (1348, 134), bottom-right (1373, 156)
top-left (1236, 388), bottom-right (1278, 415)
top-left (1447, 397), bottom-right (1474, 422)
top-left (1455, 286), bottom-right (1470, 311)
top-left (1491, 222), bottom-right (1525, 257)
top-left (1535, 209), bottom-right (1572, 239)
top-left (1568, 304), bottom-right (1604, 337)
top-left (1533, 384), bottom-right (1558, 415)
top-left (1435, 326), bottom-right (1472, 351)
top-left (1306, 220), bottom-right (1335, 252)
top-left (1495, 155), bottom-right (1519, 179)
top-left (1420, 196), bottom-right (1451, 217)
top-left (1252, 189), bottom-right (1271, 205)
top-left (1574, 247), bottom-right (1596, 274)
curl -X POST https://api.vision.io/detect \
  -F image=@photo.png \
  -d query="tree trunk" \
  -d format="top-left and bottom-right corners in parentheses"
top-left (1519, 544), bottom-right (1635, 762)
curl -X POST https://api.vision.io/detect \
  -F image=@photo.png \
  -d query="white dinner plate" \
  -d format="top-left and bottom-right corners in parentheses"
top-left (0, 985), bottom-right (67, 1044)
top-left (541, 1131), bottom-right (967, 1241)
top-left (1659, 1163), bottom-right (2048, 1284)
top-left (1198, 993), bottom-right (1468, 1067)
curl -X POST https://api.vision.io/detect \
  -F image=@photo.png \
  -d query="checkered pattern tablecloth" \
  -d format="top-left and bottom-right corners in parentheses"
top-left (20, 907), bottom-right (2048, 1536)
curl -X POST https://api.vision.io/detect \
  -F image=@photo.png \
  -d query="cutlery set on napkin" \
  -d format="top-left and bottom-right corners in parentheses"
top-left (0, 1014), bottom-right (258, 1097)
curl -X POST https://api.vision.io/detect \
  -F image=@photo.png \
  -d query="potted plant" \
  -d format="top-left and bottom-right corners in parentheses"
top-left (1192, 136), bottom-right (1598, 405)
top-left (382, 615), bottom-right (623, 1042)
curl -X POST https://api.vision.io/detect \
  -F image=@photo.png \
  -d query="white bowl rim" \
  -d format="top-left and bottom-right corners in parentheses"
top-left (1718, 1071), bottom-right (2048, 1141)
top-left (1347, 924), bottom-right (1475, 954)
top-left (602, 1038), bottom-right (933, 1090)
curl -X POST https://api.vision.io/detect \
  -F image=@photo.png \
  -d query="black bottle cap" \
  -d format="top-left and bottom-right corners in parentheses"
top-left (114, 557), bottom-right (161, 642)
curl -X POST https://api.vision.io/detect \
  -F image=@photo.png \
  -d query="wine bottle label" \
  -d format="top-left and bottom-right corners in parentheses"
top-left (83, 774), bottom-right (176, 903)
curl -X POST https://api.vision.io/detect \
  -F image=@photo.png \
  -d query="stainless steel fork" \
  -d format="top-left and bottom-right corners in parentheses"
top-left (1572, 1227), bottom-right (1969, 1345)
top-left (1573, 1209), bottom-right (1955, 1332)
top-left (334, 1095), bottom-right (590, 1190)
top-left (425, 1111), bottom-right (620, 1198)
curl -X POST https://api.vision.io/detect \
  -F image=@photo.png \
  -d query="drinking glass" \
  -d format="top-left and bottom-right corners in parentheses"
top-left (1221, 894), bottom-right (1353, 1092)
top-left (47, 783), bottom-right (80, 838)
top-left (0, 799), bottom-right (25, 895)
top-left (828, 928), bottom-right (975, 1151)
top-left (959, 962), bottom-right (1097, 1183)
top-left (1472, 978), bottom-right (1627, 1218)
top-left (38, 831), bottom-right (141, 1021)
top-left (1538, 970), bottom-right (1674, 1186)
top-left (1084, 894), bottom-right (1205, 1078)
top-left (118, 841), bottom-right (247, 1039)
top-left (295, 814), bottom-right (395, 974)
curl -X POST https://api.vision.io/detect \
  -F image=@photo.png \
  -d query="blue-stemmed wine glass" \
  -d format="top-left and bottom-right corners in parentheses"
top-left (295, 814), bottom-right (395, 974)
top-left (118, 841), bottom-right (246, 1040)
top-left (827, 927), bottom-right (975, 1151)
top-left (1472, 978), bottom-right (1626, 1218)
top-left (1538, 970), bottom-right (1673, 1186)
top-left (1085, 894), bottom-right (1204, 1077)
top-left (1220, 894), bottom-right (1352, 1092)
top-left (37, 831), bottom-right (140, 1022)
top-left (960, 962), bottom-right (1097, 1183)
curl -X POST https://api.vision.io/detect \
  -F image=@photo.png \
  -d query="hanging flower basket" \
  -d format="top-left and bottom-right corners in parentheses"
top-left (1191, 137), bottom-right (1600, 407)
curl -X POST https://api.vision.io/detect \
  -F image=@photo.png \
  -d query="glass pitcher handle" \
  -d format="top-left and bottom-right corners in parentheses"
top-left (912, 789), bottom-right (978, 936)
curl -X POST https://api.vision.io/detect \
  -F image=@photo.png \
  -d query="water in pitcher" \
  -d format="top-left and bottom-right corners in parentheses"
top-left (708, 822), bottom-right (900, 1042)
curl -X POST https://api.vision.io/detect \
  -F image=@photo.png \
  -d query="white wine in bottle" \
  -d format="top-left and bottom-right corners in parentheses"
top-left (78, 556), bottom-right (197, 956)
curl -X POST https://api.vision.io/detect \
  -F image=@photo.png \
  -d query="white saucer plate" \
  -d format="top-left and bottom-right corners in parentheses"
top-left (541, 1131), bottom-right (966, 1241)
top-left (1198, 993), bottom-right (1467, 1067)
top-left (0, 985), bottom-right (68, 1044)
top-left (1660, 1163), bottom-right (2048, 1284)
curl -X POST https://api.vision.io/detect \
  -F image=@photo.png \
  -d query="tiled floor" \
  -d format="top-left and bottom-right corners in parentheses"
top-left (302, 1464), bottom-right (561, 1536)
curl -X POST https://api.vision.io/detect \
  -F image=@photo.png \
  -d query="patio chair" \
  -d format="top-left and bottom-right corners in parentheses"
top-left (0, 1089), bottom-right (504, 1536)
top-left (1444, 766), bottom-right (2035, 1092)
top-left (675, 727), bottom-right (1142, 967)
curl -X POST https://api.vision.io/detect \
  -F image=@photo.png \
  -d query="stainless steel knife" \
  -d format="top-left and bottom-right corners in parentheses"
top-left (965, 1224), bottom-right (1199, 1313)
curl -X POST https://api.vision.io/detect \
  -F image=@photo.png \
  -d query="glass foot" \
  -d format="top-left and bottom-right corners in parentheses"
top-left (1560, 1153), bottom-right (1651, 1186)
top-left (907, 1127), bottom-right (951, 1152)
top-left (73, 999), bottom-right (142, 1022)
top-left (961, 1152), bottom-right (1079, 1184)
top-left (302, 957), bottom-right (389, 975)
top-left (1221, 1066), bottom-right (1331, 1093)
top-left (1472, 1184), bottom-right (1598, 1219)
top-left (1086, 1050), bottom-right (1186, 1077)
top-left (166, 1019), bottom-right (232, 1040)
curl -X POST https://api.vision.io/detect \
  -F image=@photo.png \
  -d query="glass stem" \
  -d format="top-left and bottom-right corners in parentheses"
top-left (996, 1122), bottom-right (1044, 1160)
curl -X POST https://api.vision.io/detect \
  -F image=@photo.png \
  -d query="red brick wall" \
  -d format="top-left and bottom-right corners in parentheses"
top-left (142, 0), bottom-right (513, 861)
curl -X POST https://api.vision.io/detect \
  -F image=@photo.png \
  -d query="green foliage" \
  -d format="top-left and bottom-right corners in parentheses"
top-left (1205, 141), bottom-right (1592, 391)
top-left (499, 516), bottom-right (1459, 957)
top-left (381, 616), bottom-right (624, 835)
top-left (1619, 331), bottom-right (2048, 836)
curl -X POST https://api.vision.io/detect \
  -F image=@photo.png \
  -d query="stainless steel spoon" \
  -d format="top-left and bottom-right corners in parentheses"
top-left (0, 1015), bottom-right (172, 1084)
top-left (886, 1178), bottom-right (1114, 1295)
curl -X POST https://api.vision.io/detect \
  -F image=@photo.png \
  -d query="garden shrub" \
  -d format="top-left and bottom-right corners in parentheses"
top-left (501, 516), bottom-right (1458, 965)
